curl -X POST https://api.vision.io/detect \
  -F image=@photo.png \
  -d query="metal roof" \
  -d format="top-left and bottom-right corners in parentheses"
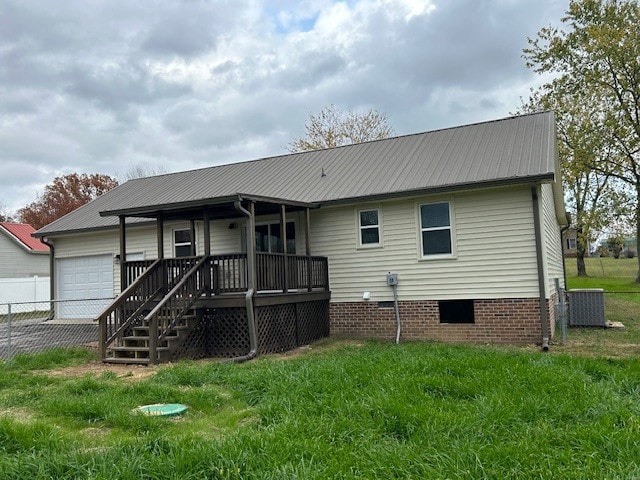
top-left (0, 222), bottom-right (50, 252)
top-left (36, 111), bottom-right (560, 237)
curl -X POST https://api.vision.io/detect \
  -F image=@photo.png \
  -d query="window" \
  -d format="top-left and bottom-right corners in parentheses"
top-left (566, 238), bottom-right (577, 250)
top-left (439, 300), bottom-right (474, 324)
top-left (174, 229), bottom-right (194, 257)
top-left (255, 222), bottom-right (296, 253)
top-left (420, 202), bottom-right (453, 257)
top-left (358, 209), bottom-right (381, 246)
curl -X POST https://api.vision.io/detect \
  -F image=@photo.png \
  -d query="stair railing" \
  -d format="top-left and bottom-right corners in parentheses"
top-left (97, 259), bottom-right (163, 360)
top-left (147, 256), bottom-right (210, 364)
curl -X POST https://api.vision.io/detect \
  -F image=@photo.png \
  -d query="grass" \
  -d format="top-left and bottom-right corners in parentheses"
top-left (1, 342), bottom-right (640, 479)
top-left (556, 256), bottom-right (640, 357)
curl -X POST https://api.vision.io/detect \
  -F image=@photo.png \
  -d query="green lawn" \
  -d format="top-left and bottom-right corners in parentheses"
top-left (564, 256), bottom-right (640, 296)
top-left (1, 343), bottom-right (640, 479)
top-left (556, 256), bottom-right (640, 356)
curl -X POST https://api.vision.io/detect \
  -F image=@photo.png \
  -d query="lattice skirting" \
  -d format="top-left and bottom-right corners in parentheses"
top-left (191, 300), bottom-right (329, 358)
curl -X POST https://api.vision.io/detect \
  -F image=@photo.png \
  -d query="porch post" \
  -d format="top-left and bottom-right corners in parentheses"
top-left (157, 213), bottom-right (166, 293)
top-left (203, 208), bottom-right (212, 295)
top-left (280, 204), bottom-right (288, 293)
top-left (203, 209), bottom-right (211, 256)
top-left (248, 201), bottom-right (257, 291)
top-left (156, 213), bottom-right (164, 259)
top-left (119, 215), bottom-right (126, 291)
top-left (306, 207), bottom-right (312, 291)
top-left (189, 219), bottom-right (196, 256)
top-left (305, 207), bottom-right (311, 256)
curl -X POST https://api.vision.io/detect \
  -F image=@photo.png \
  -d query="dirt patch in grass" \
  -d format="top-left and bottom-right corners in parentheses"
top-left (46, 361), bottom-right (158, 381)
top-left (273, 337), bottom-right (365, 360)
top-left (0, 407), bottom-right (35, 422)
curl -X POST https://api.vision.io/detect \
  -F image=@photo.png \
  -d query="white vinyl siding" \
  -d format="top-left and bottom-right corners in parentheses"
top-left (0, 233), bottom-right (49, 278)
top-left (541, 183), bottom-right (565, 294)
top-left (310, 186), bottom-right (539, 303)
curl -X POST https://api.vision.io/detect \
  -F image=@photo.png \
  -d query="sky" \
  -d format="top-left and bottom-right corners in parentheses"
top-left (0, 0), bottom-right (567, 215)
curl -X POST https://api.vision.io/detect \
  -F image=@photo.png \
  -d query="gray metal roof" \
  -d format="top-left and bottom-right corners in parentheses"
top-left (36, 111), bottom-right (560, 237)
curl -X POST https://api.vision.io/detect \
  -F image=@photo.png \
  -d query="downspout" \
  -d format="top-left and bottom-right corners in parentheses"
top-left (41, 237), bottom-right (55, 321)
top-left (531, 186), bottom-right (550, 351)
top-left (229, 199), bottom-right (258, 363)
top-left (560, 223), bottom-right (571, 297)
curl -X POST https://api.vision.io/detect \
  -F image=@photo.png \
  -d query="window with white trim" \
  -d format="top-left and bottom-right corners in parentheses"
top-left (420, 202), bottom-right (453, 257)
top-left (174, 229), bottom-right (194, 257)
top-left (358, 209), bottom-right (380, 246)
top-left (566, 238), bottom-right (577, 250)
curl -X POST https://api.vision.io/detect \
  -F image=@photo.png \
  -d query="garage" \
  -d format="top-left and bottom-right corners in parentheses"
top-left (57, 255), bottom-right (114, 318)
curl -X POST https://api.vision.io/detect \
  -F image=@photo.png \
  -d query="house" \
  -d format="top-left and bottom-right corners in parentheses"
top-left (0, 222), bottom-right (50, 278)
top-left (34, 111), bottom-right (569, 364)
top-left (561, 227), bottom-right (592, 258)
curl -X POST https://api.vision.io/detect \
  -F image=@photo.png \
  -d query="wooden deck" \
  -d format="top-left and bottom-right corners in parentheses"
top-left (98, 254), bottom-right (330, 364)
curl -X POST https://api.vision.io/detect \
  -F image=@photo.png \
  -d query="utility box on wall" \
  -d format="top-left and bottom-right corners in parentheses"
top-left (568, 289), bottom-right (606, 327)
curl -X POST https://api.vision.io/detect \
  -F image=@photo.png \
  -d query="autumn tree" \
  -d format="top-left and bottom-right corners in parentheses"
top-left (288, 104), bottom-right (394, 152)
top-left (524, 0), bottom-right (640, 280)
top-left (18, 173), bottom-right (119, 229)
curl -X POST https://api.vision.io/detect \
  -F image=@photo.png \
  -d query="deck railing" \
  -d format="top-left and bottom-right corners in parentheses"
top-left (122, 253), bottom-right (328, 294)
top-left (256, 253), bottom-right (328, 292)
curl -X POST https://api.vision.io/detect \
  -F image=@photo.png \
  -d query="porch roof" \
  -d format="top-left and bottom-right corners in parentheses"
top-left (99, 193), bottom-right (319, 221)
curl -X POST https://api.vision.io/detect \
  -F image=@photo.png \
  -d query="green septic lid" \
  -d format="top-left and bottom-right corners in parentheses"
top-left (133, 403), bottom-right (188, 416)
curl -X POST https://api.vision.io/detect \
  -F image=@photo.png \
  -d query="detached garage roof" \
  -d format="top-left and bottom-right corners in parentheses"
top-left (36, 111), bottom-right (562, 237)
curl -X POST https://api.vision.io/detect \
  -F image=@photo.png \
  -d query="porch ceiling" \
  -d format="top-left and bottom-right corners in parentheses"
top-left (99, 193), bottom-right (319, 221)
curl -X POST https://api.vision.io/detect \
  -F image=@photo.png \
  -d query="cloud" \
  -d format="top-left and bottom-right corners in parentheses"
top-left (0, 0), bottom-right (566, 213)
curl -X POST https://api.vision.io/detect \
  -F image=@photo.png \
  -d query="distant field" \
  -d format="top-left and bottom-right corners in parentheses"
top-left (565, 257), bottom-right (640, 294)
top-left (557, 256), bottom-right (640, 357)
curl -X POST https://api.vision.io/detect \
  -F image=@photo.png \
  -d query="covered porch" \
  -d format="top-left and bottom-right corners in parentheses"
top-left (96, 194), bottom-right (330, 364)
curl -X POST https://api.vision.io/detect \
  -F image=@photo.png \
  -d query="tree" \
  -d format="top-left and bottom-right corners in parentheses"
top-left (524, 0), bottom-right (640, 281)
top-left (118, 163), bottom-right (167, 182)
top-left (18, 173), bottom-right (119, 229)
top-left (0, 201), bottom-right (13, 222)
top-left (288, 104), bottom-right (394, 152)
top-left (521, 80), bottom-right (628, 276)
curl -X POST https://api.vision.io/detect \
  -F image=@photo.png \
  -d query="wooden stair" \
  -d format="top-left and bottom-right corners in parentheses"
top-left (103, 311), bottom-right (201, 365)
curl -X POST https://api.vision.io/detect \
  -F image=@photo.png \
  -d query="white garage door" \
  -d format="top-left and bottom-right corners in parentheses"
top-left (57, 255), bottom-right (114, 319)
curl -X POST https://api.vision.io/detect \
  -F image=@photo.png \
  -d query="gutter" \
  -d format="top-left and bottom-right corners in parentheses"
top-left (531, 186), bottom-right (550, 351)
top-left (41, 237), bottom-right (55, 321)
top-left (227, 199), bottom-right (258, 362)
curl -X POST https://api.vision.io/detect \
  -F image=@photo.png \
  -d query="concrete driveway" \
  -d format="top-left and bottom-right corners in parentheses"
top-left (0, 317), bottom-right (98, 359)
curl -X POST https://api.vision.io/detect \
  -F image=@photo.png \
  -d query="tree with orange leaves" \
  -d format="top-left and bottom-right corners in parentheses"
top-left (18, 173), bottom-right (118, 229)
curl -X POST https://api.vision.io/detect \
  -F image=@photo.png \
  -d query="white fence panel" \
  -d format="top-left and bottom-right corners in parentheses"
top-left (0, 277), bottom-right (50, 311)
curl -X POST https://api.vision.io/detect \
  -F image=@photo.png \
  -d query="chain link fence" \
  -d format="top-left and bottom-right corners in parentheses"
top-left (0, 298), bottom-right (114, 360)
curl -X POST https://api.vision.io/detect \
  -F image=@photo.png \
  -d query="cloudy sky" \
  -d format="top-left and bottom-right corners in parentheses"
top-left (0, 0), bottom-right (566, 215)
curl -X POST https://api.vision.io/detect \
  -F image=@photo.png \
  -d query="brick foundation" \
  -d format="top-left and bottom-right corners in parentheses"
top-left (330, 297), bottom-right (555, 345)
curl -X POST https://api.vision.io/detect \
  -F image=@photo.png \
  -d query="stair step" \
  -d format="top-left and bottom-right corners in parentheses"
top-left (122, 335), bottom-right (177, 342)
top-left (132, 325), bottom-right (190, 334)
top-left (111, 346), bottom-right (169, 352)
top-left (102, 357), bottom-right (150, 365)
